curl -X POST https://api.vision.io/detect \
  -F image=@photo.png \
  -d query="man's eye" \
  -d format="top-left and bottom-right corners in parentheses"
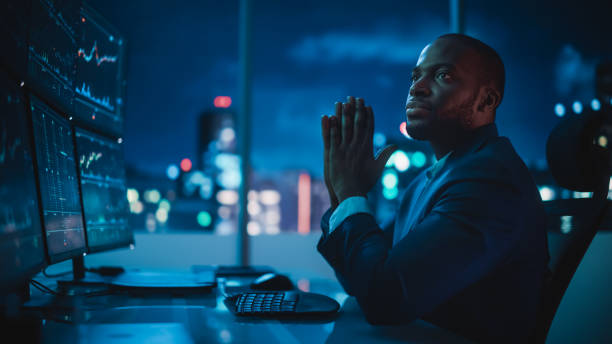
top-left (437, 72), bottom-right (451, 81)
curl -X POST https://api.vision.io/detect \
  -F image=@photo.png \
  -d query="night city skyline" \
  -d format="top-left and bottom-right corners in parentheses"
top-left (89, 0), bottom-right (612, 179)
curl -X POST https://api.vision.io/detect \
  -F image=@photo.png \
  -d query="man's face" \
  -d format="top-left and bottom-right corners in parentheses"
top-left (405, 38), bottom-right (481, 140)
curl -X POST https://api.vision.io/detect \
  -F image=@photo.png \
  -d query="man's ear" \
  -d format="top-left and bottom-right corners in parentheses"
top-left (477, 87), bottom-right (500, 112)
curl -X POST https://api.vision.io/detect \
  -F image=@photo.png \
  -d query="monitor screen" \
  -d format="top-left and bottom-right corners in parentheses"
top-left (73, 4), bottom-right (125, 137)
top-left (30, 95), bottom-right (86, 263)
top-left (0, 72), bottom-right (45, 293)
top-left (27, 0), bottom-right (80, 114)
top-left (75, 127), bottom-right (133, 253)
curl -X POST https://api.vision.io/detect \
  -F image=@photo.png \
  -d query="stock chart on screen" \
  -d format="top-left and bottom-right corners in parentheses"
top-left (0, 73), bottom-right (45, 288)
top-left (30, 95), bottom-right (86, 262)
top-left (75, 127), bottom-right (132, 252)
top-left (73, 4), bottom-right (126, 137)
top-left (27, 0), bottom-right (80, 115)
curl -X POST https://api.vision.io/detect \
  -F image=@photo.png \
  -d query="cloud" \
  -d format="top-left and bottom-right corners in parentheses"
top-left (288, 19), bottom-right (445, 64)
top-left (554, 44), bottom-right (596, 99)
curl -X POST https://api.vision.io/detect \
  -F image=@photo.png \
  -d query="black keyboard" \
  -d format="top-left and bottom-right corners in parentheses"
top-left (224, 291), bottom-right (340, 317)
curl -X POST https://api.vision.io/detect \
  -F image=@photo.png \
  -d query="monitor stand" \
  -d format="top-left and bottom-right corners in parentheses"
top-left (57, 256), bottom-right (216, 295)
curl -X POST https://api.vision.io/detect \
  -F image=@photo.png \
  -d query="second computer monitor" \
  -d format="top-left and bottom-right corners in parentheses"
top-left (74, 127), bottom-right (133, 253)
top-left (73, 4), bottom-right (126, 137)
top-left (30, 95), bottom-right (87, 263)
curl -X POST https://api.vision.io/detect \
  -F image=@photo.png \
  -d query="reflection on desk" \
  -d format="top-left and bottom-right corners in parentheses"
top-left (26, 272), bottom-right (471, 343)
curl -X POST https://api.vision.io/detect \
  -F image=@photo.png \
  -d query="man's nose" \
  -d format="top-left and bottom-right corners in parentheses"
top-left (409, 77), bottom-right (431, 98)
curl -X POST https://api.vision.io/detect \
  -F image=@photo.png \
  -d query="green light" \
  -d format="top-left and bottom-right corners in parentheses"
top-left (382, 170), bottom-right (398, 189)
top-left (382, 187), bottom-right (399, 199)
top-left (197, 211), bottom-right (212, 227)
top-left (412, 151), bottom-right (427, 168)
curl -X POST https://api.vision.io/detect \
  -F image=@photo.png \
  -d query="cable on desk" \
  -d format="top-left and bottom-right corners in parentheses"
top-left (30, 279), bottom-right (60, 296)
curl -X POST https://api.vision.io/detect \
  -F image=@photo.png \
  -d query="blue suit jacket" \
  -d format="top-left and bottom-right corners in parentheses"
top-left (317, 124), bottom-right (550, 343)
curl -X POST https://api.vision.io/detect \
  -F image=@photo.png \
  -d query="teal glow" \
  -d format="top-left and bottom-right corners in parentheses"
top-left (382, 170), bottom-right (398, 189)
top-left (412, 151), bottom-right (427, 168)
top-left (197, 211), bottom-right (212, 227)
top-left (382, 187), bottom-right (399, 199)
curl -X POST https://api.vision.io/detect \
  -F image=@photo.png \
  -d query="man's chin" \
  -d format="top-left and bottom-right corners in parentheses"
top-left (405, 123), bottom-right (432, 141)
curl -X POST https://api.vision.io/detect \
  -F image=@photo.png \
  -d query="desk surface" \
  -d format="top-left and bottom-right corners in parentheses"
top-left (20, 270), bottom-right (473, 344)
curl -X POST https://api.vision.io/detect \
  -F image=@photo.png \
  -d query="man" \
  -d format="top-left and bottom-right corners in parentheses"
top-left (318, 33), bottom-right (550, 343)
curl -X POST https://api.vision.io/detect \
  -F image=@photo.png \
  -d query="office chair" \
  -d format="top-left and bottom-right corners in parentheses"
top-left (529, 109), bottom-right (611, 343)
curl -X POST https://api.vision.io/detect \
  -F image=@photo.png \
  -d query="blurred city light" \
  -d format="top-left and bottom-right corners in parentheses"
top-left (538, 186), bottom-right (555, 201)
top-left (560, 215), bottom-right (573, 234)
top-left (382, 170), bottom-right (399, 189)
top-left (166, 164), bottom-right (180, 180)
top-left (598, 135), bottom-right (608, 148)
top-left (247, 200), bottom-right (261, 216)
top-left (554, 103), bottom-right (565, 117)
top-left (217, 169), bottom-right (241, 189)
top-left (197, 211), bottom-right (212, 227)
top-left (412, 151), bottom-right (427, 168)
top-left (155, 208), bottom-right (168, 223)
top-left (390, 150), bottom-right (410, 172)
top-left (591, 98), bottom-right (601, 111)
top-left (159, 199), bottom-right (171, 211)
top-left (260, 190), bottom-right (281, 205)
top-left (399, 121), bottom-right (411, 138)
top-left (219, 127), bottom-right (236, 142)
top-left (572, 101), bottom-right (583, 114)
top-left (247, 221), bottom-right (262, 236)
top-left (129, 200), bottom-right (144, 214)
top-left (144, 189), bottom-right (161, 203)
top-left (127, 188), bottom-right (139, 203)
top-left (382, 187), bottom-right (399, 200)
top-left (180, 158), bottom-right (192, 172)
top-left (217, 206), bottom-right (231, 220)
top-left (217, 189), bottom-right (239, 205)
top-left (373, 132), bottom-right (386, 147)
top-left (214, 96), bottom-right (232, 108)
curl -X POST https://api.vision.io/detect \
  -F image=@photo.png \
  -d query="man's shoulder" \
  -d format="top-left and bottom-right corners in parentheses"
top-left (446, 136), bottom-right (531, 185)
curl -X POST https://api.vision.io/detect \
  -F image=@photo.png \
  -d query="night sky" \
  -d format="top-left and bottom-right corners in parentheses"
top-left (91, 0), bottom-right (612, 179)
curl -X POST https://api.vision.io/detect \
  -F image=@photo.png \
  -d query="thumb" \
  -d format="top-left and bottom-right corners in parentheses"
top-left (374, 144), bottom-right (398, 174)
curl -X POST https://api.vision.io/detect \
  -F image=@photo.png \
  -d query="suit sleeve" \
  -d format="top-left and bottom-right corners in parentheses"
top-left (317, 177), bottom-right (523, 324)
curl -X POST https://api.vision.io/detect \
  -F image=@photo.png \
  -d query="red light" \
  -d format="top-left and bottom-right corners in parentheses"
top-left (214, 96), bottom-right (232, 108)
top-left (297, 173), bottom-right (311, 234)
top-left (399, 121), bottom-right (410, 138)
top-left (180, 158), bottom-right (192, 172)
top-left (81, 17), bottom-right (86, 23)
top-left (92, 115), bottom-right (96, 120)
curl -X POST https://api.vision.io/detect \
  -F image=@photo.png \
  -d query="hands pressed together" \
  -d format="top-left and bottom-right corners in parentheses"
top-left (321, 96), bottom-right (397, 210)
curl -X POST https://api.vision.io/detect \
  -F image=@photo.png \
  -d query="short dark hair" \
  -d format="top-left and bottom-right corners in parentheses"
top-left (437, 33), bottom-right (506, 108)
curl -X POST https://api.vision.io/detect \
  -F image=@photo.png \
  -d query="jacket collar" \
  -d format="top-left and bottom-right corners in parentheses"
top-left (425, 123), bottom-right (499, 179)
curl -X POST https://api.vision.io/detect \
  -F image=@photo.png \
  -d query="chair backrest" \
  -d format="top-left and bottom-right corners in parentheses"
top-left (529, 108), bottom-right (611, 344)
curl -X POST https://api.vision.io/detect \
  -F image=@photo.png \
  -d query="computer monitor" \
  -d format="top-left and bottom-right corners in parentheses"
top-left (74, 127), bottom-right (133, 253)
top-left (0, 72), bottom-right (46, 295)
top-left (29, 95), bottom-right (87, 264)
top-left (27, 0), bottom-right (80, 115)
top-left (73, 3), bottom-right (126, 137)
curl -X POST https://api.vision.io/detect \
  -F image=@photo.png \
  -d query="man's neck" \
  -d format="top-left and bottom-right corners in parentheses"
top-left (428, 126), bottom-right (474, 160)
